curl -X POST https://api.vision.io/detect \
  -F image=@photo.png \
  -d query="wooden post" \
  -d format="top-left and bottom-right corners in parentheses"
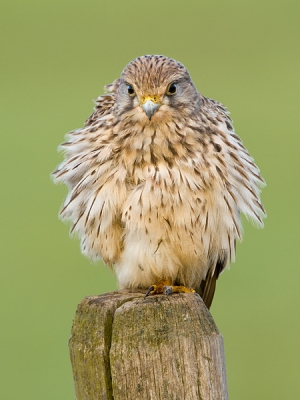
top-left (69, 290), bottom-right (228, 400)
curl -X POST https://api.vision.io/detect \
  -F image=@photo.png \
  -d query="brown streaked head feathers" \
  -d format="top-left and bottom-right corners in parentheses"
top-left (121, 55), bottom-right (190, 91)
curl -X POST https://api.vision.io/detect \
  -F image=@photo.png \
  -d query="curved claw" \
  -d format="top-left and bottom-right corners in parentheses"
top-left (144, 282), bottom-right (195, 299)
top-left (163, 286), bottom-right (174, 296)
top-left (144, 285), bottom-right (156, 299)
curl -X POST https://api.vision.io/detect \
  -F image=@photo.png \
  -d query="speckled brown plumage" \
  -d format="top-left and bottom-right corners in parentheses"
top-left (53, 55), bottom-right (266, 308)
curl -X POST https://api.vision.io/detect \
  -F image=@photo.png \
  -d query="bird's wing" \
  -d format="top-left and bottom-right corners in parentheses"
top-left (194, 96), bottom-right (265, 308)
top-left (84, 79), bottom-right (120, 126)
top-left (52, 78), bottom-right (125, 264)
top-left (198, 255), bottom-right (231, 309)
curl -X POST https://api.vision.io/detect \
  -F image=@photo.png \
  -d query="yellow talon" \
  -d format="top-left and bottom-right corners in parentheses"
top-left (144, 285), bottom-right (158, 298)
top-left (144, 280), bottom-right (195, 298)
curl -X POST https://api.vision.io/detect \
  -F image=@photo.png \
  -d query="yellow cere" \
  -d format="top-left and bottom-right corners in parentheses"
top-left (141, 95), bottom-right (159, 104)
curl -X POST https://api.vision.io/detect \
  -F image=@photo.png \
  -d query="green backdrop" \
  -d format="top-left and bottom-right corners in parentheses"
top-left (1, 1), bottom-right (299, 399)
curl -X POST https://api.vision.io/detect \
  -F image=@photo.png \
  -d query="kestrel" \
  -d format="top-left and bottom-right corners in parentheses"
top-left (53, 55), bottom-right (265, 308)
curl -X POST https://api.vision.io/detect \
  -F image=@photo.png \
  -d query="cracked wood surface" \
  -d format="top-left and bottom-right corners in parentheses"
top-left (69, 290), bottom-right (228, 400)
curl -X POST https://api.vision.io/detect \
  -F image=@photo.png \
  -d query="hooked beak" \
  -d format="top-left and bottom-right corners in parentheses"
top-left (141, 97), bottom-right (161, 120)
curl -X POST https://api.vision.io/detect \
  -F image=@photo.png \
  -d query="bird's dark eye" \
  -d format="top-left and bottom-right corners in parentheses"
top-left (127, 85), bottom-right (135, 96)
top-left (166, 83), bottom-right (177, 95)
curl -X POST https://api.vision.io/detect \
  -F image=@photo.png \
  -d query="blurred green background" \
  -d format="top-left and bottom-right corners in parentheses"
top-left (1, 0), bottom-right (299, 399)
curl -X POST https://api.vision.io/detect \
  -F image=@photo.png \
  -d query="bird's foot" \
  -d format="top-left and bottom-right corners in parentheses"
top-left (144, 280), bottom-right (195, 299)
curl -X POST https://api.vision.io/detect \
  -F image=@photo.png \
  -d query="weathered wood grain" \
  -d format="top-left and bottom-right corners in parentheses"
top-left (69, 290), bottom-right (228, 400)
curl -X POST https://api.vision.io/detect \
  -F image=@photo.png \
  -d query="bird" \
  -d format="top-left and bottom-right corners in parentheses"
top-left (53, 55), bottom-right (265, 309)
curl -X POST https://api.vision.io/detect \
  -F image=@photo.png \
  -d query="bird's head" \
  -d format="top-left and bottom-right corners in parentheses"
top-left (113, 55), bottom-right (200, 123)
